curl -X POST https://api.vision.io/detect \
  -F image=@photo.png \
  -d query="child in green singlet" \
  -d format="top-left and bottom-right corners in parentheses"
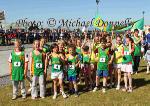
top-left (40, 38), bottom-right (50, 54)
top-left (75, 38), bottom-right (83, 84)
top-left (28, 38), bottom-right (49, 93)
top-left (8, 39), bottom-right (28, 100)
top-left (30, 40), bottom-right (46, 99)
top-left (121, 37), bottom-right (134, 92)
top-left (66, 44), bottom-right (80, 97)
top-left (58, 40), bottom-right (66, 79)
top-left (46, 43), bottom-right (67, 99)
top-left (76, 38), bottom-right (82, 55)
top-left (93, 38), bottom-right (113, 93)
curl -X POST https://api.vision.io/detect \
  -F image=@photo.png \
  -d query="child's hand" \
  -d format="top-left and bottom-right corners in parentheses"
top-left (24, 74), bottom-right (27, 79)
top-left (108, 60), bottom-right (112, 64)
top-left (76, 61), bottom-right (80, 67)
top-left (90, 64), bottom-right (94, 70)
top-left (78, 63), bottom-right (81, 68)
top-left (140, 37), bottom-right (143, 41)
top-left (30, 74), bottom-right (33, 78)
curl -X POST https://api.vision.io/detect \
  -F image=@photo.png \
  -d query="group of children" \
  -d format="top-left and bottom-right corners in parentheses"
top-left (9, 29), bottom-right (147, 100)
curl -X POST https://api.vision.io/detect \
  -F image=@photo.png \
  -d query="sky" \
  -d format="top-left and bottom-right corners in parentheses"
top-left (0, 0), bottom-right (149, 27)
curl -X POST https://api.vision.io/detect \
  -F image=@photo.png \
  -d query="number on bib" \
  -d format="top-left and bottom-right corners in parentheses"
top-left (124, 51), bottom-right (129, 55)
top-left (99, 58), bottom-right (106, 62)
top-left (36, 63), bottom-right (42, 69)
top-left (69, 65), bottom-right (75, 70)
top-left (14, 62), bottom-right (21, 67)
top-left (54, 64), bottom-right (61, 70)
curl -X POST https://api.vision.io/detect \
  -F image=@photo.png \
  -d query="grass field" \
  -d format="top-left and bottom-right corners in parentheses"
top-left (0, 59), bottom-right (150, 106)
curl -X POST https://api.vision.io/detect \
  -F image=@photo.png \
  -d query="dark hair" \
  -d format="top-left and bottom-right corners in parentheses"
top-left (126, 34), bottom-right (130, 38)
top-left (134, 29), bottom-right (139, 33)
top-left (76, 38), bottom-right (81, 41)
top-left (148, 28), bottom-right (150, 32)
top-left (68, 44), bottom-right (76, 50)
top-left (126, 37), bottom-right (134, 43)
top-left (83, 46), bottom-right (89, 52)
top-left (86, 35), bottom-right (91, 39)
top-left (106, 33), bottom-right (111, 37)
top-left (100, 38), bottom-right (107, 43)
top-left (51, 43), bottom-right (58, 51)
top-left (116, 35), bottom-right (121, 39)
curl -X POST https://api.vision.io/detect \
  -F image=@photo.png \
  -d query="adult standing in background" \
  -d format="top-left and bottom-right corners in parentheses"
top-left (146, 28), bottom-right (150, 51)
top-left (133, 29), bottom-right (142, 74)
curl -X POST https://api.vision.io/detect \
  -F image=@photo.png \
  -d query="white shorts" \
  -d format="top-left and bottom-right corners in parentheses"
top-left (121, 64), bottom-right (133, 73)
top-left (51, 71), bottom-right (64, 80)
top-left (114, 63), bottom-right (122, 69)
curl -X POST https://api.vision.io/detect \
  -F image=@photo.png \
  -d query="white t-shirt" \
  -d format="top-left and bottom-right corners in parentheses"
top-left (8, 51), bottom-right (29, 63)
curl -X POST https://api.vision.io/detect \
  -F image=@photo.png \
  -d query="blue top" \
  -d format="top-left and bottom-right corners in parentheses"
top-left (146, 33), bottom-right (150, 44)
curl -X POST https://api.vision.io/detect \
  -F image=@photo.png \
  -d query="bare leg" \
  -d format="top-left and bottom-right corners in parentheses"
top-left (53, 79), bottom-right (57, 95)
top-left (147, 63), bottom-right (150, 74)
top-left (117, 68), bottom-right (121, 87)
top-left (128, 72), bottom-right (132, 88)
top-left (123, 72), bottom-right (128, 91)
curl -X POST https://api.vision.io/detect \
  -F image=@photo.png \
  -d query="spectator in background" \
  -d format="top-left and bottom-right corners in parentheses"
top-left (25, 32), bottom-right (29, 43)
top-left (141, 31), bottom-right (147, 55)
top-left (133, 29), bottom-right (142, 74)
top-left (146, 28), bottom-right (150, 51)
top-left (34, 30), bottom-right (41, 40)
top-left (20, 30), bottom-right (26, 44)
top-left (0, 30), bottom-right (6, 45)
top-left (28, 31), bottom-right (34, 43)
top-left (146, 28), bottom-right (150, 44)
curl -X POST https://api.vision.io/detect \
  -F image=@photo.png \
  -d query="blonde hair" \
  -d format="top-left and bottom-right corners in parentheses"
top-left (15, 38), bottom-right (21, 44)
top-left (33, 40), bottom-right (40, 50)
top-left (40, 38), bottom-right (45, 48)
top-left (14, 39), bottom-right (22, 49)
top-left (57, 40), bottom-right (65, 46)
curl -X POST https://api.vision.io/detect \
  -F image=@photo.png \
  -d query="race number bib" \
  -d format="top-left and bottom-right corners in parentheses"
top-left (99, 58), bottom-right (106, 62)
top-left (14, 62), bottom-right (21, 67)
top-left (69, 65), bottom-right (75, 70)
top-left (36, 63), bottom-right (43, 69)
top-left (124, 51), bottom-right (129, 55)
top-left (54, 64), bottom-right (61, 70)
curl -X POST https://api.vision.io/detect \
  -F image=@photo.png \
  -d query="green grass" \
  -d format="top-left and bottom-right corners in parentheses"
top-left (1, 59), bottom-right (150, 106)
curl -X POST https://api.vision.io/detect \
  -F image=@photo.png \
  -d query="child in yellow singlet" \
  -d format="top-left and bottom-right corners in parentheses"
top-left (82, 46), bottom-right (93, 91)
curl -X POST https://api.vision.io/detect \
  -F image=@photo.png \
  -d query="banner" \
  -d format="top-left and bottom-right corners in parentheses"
top-left (93, 15), bottom-right (144, 32)
top-left (132, 18), bottom-right (144, 30)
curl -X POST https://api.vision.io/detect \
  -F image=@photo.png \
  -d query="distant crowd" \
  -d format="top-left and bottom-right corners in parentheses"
top-left (0, 28), bottom-right (97, 45)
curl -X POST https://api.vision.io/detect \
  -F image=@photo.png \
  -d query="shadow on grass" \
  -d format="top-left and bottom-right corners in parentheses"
top-left (137, 68), bottom-right (147, 73)
top-left (133, 78), bottom-right (150, 89)
top-left (139, 66), bottom-right (146, 68)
